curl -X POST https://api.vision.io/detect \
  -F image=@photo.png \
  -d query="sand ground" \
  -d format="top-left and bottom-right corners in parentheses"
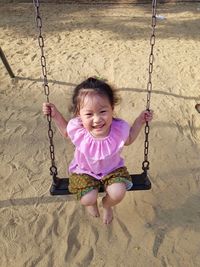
top-left (1, 2), bottom-right (200, 267)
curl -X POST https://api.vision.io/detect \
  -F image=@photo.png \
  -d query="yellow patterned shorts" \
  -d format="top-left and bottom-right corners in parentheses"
top-left (68, 166), bottom-right (133, 200)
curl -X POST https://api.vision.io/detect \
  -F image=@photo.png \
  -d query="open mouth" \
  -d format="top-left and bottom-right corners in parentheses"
top-left (92, 124), bottom-right (105, 130)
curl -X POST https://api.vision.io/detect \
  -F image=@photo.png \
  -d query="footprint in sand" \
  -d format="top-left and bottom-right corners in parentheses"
top-left (3, 218), bottom-right (19, 253)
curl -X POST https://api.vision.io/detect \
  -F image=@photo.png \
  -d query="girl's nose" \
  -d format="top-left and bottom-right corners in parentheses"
top-left (93, 114), bottom-right (101, 123)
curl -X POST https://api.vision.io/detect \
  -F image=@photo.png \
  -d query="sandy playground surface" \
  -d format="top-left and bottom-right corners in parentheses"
top-left (1, 1), bottom-right (200, 267)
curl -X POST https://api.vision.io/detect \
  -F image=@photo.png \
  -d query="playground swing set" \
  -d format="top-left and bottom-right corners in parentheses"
top-left (1, 1), bottom-right (200, 197)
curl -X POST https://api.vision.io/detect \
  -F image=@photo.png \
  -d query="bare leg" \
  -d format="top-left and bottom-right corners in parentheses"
top-left (80, 189), bottom-right (100, 217)
top-left (86, 202), bottom-right (100, 217)
top-left (102, 183), bottom-right (126, 224)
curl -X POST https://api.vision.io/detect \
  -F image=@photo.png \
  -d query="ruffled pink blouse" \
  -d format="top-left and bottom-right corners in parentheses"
top-left (66, 117), bottom-right (130, 180)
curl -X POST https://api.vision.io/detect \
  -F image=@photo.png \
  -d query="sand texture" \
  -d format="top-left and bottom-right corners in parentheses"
top-left (1, 2), bottom-right (200, 267)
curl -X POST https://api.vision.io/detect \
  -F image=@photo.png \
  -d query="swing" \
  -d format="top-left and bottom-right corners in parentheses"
top-left (33, 0), bottom-right (157, 195)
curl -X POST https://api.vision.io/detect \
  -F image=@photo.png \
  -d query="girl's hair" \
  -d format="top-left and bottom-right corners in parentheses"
top-left (71, 77), bottom-right (120, 116)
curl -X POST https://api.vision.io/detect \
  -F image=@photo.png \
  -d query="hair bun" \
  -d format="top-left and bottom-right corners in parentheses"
top-left (87, 77), bottom-right (97, 83)
top-left (88, 76), bottom-right (107, 82)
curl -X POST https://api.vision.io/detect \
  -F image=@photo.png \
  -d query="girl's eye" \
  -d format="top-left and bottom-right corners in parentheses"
top-left (85, 113), bottom-right (92, 116)
top-left (100, 110), bottom-right (106, 113)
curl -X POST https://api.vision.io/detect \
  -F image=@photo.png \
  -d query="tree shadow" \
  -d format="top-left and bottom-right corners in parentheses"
top-left (149, 193), bottom-right (200, 256)
top-left (13, 75), bottom-right (200, 101)
top-left (0, 2), bottom-right (200, 41)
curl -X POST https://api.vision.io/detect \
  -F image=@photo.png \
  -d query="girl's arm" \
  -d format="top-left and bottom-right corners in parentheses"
top-left (42, 103), bottom-right (68, 138)
top-left (125, 110), bottom-right (153, 146)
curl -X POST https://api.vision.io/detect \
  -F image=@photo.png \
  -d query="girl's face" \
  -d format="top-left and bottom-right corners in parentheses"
top-left (79, 93), bottom-right (113, 138)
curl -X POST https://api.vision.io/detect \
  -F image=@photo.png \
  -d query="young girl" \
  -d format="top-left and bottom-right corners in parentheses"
top-left (43, 77), bottom-right (153, 224)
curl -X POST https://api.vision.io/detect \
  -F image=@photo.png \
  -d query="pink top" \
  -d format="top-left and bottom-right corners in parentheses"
top-left (66, 117), bottom-right (130, 180)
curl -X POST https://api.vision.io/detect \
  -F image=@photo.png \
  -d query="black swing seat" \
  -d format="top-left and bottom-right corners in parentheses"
top-left (50, 172), bottom-right (151, 196)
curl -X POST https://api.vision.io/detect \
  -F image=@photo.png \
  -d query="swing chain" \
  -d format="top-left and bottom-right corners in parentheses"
top-left (33, 0), bottom-right (58, 179)
top-left (143, 0), bottom-right (157, 172)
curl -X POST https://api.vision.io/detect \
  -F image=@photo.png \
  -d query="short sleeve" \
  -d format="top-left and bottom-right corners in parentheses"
top-left (66, 117), bottom-right (86, 146)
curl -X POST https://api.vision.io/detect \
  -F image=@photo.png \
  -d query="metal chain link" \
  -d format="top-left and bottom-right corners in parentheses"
top-left (142, 0), bottom-right (157, 172)
top-left (33, 0), bottom-right (58, 180)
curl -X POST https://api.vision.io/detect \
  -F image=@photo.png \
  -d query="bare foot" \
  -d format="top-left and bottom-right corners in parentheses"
top-left (103, 207), bottom-right (113, 224)
top-left (86, 203), bottom-right (100, 218)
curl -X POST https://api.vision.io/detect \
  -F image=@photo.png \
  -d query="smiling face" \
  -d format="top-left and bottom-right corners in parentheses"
top-left (79, 92), bottom-right (113, 138)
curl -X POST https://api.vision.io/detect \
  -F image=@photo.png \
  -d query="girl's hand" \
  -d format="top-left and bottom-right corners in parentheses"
top-left (42, 103), bottom-right (58, 118)
top-left (138, 110), bottom-right (153, 124)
